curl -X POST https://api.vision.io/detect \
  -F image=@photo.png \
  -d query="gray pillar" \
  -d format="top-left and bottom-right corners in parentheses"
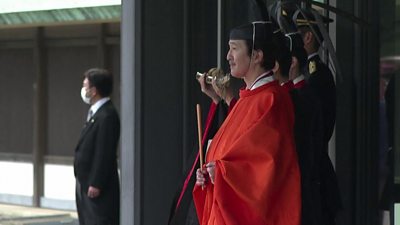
top-left (121, 0), bottom-right (221, 224)
top-left (33, 27), bottom-right (46, 207)
top-left (217, 0), bottom-right (222, 68)
top-left (121, 0), bottom-right (142, 224)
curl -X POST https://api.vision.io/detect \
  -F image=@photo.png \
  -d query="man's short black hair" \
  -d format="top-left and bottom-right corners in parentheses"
top-left (298, 26), bottom-right (322, 50)
top-left (245, 39), bottom-right (277, 71)
top-left (84, 68), bottom-right (113, 97)
top-left (273, 31), bottom-right (292, 78)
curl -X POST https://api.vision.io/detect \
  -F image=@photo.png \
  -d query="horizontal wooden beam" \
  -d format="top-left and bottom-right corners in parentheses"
top-left (0, 153), bottom-right (75, 165)
top-left (0, 153), bottom-right (32, 162)
top-left (0, 36), bottom-right (119, 49)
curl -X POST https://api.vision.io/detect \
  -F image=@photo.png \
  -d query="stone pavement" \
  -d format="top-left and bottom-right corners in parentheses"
top-left (0, 204), bottom-right (78, 225)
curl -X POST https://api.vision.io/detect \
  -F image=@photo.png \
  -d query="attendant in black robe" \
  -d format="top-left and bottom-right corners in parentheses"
top-left (379, 76), bottom-right (394, 213)
top-left (168, 71), bottom-right (238, 225)
top-left (274, 30), bottom-right (327, 225)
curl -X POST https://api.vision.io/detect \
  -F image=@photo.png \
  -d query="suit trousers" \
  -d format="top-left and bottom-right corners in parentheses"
top-left (75, 179), bottom-right (118, 225)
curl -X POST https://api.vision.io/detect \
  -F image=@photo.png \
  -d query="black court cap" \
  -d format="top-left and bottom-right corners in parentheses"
top-left (286, 33), bottom-right (307, 69)
top-left (229, 22), bottom-right (273, 42)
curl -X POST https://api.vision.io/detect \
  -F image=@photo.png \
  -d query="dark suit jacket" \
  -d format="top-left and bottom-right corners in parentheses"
top-left (74, 100), bottom-right (120, 222)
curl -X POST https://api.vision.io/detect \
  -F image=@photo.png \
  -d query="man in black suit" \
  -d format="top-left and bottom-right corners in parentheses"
top-left (74, 68), bottom-right (120, 225)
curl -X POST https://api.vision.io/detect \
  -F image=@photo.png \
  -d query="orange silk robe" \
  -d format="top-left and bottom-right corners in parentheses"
top-left (193, 81), bottom-right (301, 225)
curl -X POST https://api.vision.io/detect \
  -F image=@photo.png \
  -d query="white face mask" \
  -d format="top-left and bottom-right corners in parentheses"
top-left (81, 87), bottom-right (91, 104)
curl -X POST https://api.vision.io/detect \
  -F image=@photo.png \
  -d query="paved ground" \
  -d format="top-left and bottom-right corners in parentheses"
top-left (0, 204), bottom-right (78, 225)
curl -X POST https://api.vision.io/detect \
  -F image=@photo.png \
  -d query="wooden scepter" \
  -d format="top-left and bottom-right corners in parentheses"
top-left (196, 104), bottom-right (204, 170)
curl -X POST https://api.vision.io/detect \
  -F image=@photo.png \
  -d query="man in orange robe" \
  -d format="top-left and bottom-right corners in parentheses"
top-left (193, 22), bottom-right (301, 225)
